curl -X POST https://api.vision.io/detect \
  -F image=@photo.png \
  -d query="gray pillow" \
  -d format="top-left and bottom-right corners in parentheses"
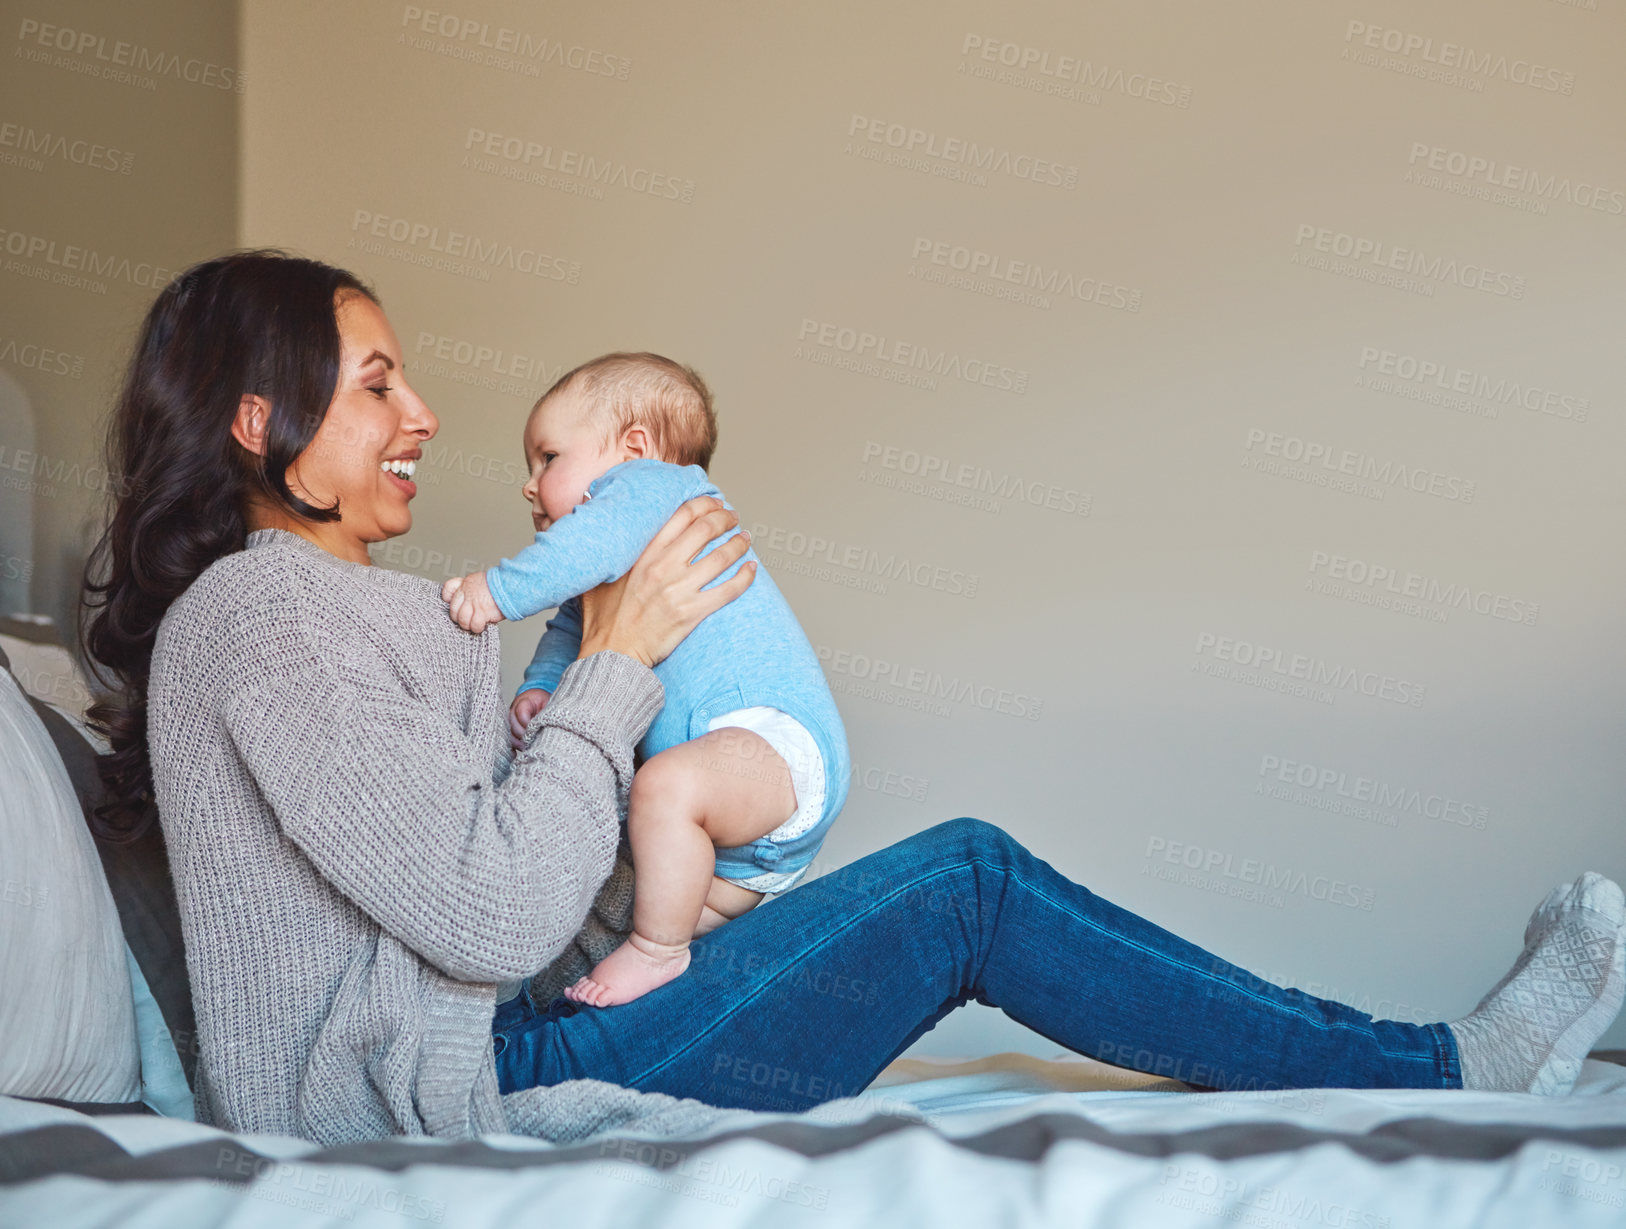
top-left (0, 641), bottom-right (197, 1095)
top-left (0, 654), bottom-right (139, 1101)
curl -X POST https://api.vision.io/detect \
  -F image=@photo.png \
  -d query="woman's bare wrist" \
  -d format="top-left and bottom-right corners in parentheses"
top-left (577, 636), bottom-right (654, 668)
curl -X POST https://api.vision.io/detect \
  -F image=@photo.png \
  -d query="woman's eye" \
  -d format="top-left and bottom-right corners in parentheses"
top-left (368, 385), bottom-right (392, 398)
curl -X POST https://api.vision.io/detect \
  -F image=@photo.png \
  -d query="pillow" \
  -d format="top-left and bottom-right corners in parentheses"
top-left (125, 937), bottom-right (193, 1117)
top-left (0, 659), bottom-right (140, 1101)
top-left (0, 636), bottom-right (198, 1114)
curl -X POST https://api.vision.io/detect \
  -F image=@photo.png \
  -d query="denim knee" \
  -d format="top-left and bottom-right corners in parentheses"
top-left (918, 816), bottom-right (1015, 865)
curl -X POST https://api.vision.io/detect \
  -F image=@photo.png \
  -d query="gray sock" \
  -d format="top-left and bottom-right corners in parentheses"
top-left (1448, 872), bottom-right (1625, 1094)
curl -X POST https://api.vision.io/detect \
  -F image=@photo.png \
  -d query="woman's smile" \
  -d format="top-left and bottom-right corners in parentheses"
top-left (381, 451), bottom-right (420, 497)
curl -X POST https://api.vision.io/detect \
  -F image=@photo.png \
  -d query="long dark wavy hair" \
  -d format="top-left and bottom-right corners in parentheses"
top-left (79, 250), bottom-right (378, 842)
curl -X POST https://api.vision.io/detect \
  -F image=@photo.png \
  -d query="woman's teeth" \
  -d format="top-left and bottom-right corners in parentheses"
top-left (381, 459), bottom-right (416, 478)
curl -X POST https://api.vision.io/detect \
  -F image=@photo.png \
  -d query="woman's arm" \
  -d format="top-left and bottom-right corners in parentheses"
top-left (222, 499), bottom-right (753, 984)
top-left (221, 623), bottom-right (656, 984)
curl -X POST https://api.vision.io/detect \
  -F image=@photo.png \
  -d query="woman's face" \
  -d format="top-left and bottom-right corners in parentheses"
top-left (287, 293), bottom-right (437, 552)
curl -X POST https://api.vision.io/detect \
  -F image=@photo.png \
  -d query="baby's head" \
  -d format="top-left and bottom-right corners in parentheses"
top-left (520, 351), bottom-right (715, 530)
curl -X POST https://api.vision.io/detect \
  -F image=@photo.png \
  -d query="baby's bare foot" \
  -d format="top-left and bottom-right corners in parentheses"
top-left (563, 975), bottom-right (604, 1006)
top-left (567, 933), bottom-right (692, 1007)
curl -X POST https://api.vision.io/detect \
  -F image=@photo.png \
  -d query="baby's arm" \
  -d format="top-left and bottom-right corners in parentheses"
top-left (522, 597), bottom-right (585, 694)
top-left (443, 462), bottom-right (722, 633)
top-left (511, 599), bottom-right (580, 750)
top-left (489, 462), bottom-right (719, 620)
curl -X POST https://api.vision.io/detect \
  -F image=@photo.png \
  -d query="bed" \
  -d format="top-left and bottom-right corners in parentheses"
top-left (5, 629), bottom-right (1626, 1227)
top-left (5, 1051), bottom-right (1626, 1227)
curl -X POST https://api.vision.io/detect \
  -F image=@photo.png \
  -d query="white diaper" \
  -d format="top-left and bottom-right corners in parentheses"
top-left (705, 705), bottom-right (827, 893)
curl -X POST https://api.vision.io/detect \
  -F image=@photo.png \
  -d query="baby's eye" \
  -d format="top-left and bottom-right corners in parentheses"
top-left (542, 452), bottom-right (558, 464)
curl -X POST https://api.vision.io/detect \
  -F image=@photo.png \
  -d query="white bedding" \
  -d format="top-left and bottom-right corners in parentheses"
top-left (3, 1054), bottom-right (1624, 1227)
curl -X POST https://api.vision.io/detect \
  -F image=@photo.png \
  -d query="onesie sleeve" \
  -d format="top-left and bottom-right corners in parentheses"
top-left (520, 597), bottom-right (584, 696)
top-left (215, 594), bottom-right (663, 983)
top-left (483, 461), bottom-right (714, 621)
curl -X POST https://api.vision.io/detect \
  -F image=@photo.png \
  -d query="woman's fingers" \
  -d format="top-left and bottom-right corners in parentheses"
top-left (695, 558), bottom-right (756, 618)
top-left (667, 498), bottom-right (739, 565)
top-left (685, 522), bottom-right (752, 587)
top-left (645, 495), bottom-right (725, 555)
top-left (575, 495), bottom-right (753, 668)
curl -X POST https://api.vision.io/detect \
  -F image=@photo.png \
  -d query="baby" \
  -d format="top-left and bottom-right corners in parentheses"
top-left (442, 352), bottom-right (850, 1006)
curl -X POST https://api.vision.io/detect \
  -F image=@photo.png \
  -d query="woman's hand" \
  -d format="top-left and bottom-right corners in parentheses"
top-left (576, 497), bottom-right (755, 669)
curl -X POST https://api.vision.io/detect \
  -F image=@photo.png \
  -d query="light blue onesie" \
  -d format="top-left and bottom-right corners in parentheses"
top-left (485, 459), bottom-right (850, 891)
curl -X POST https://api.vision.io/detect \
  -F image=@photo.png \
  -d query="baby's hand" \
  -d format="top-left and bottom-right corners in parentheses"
top-left (441, 570), bottom-right (505, 634)
top-left (509, 688), bottom-right (551, 750)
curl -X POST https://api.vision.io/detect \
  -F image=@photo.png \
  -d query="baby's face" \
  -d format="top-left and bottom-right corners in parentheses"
top-left (520, 389), bottom-right (622, 531)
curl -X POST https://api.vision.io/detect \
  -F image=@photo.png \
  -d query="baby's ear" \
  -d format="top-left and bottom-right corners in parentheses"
top-left (620, 424), bottom-right (655, 460)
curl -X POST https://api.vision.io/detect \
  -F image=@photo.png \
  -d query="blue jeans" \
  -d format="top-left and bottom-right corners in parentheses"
top-left (492, 818), bottom-right (1461, 1110)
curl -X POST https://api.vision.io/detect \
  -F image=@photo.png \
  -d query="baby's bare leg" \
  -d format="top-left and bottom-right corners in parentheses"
top-left (564, 728), bottom-right (795, 1007)
top-left (695, 877), bottom-right (767, 938)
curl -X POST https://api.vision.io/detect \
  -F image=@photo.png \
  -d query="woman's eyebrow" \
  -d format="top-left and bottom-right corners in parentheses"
top-left (356, 349), bottom-right (396, 370)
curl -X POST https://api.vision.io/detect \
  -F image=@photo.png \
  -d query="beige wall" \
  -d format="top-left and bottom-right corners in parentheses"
top-left (0, 0), bottom-right (239, 652)
top-left (12, 0), bottom-right (1626, 1058)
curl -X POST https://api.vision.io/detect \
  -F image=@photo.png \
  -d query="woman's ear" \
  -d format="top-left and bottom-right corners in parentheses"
top-left (231, 395), bottom-right (273, 457)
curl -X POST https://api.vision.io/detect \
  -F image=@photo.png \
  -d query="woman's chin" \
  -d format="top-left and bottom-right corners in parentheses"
top-left (375, 509), bottom-right (414, 540)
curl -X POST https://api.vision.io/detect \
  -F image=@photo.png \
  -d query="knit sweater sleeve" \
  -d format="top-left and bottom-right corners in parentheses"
top-left (215, 596), bottom-right (662, 985)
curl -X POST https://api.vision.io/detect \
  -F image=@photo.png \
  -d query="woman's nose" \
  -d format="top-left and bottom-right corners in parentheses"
top-left (402, 383), bottom-right (438, 439)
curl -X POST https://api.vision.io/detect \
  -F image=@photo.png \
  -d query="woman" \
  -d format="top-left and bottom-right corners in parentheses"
top-left (80, 251), bottom-right (1624, 1147)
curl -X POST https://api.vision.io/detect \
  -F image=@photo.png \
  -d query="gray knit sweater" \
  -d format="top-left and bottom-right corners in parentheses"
top-left (146, 526), bottom-right (734, 1145)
